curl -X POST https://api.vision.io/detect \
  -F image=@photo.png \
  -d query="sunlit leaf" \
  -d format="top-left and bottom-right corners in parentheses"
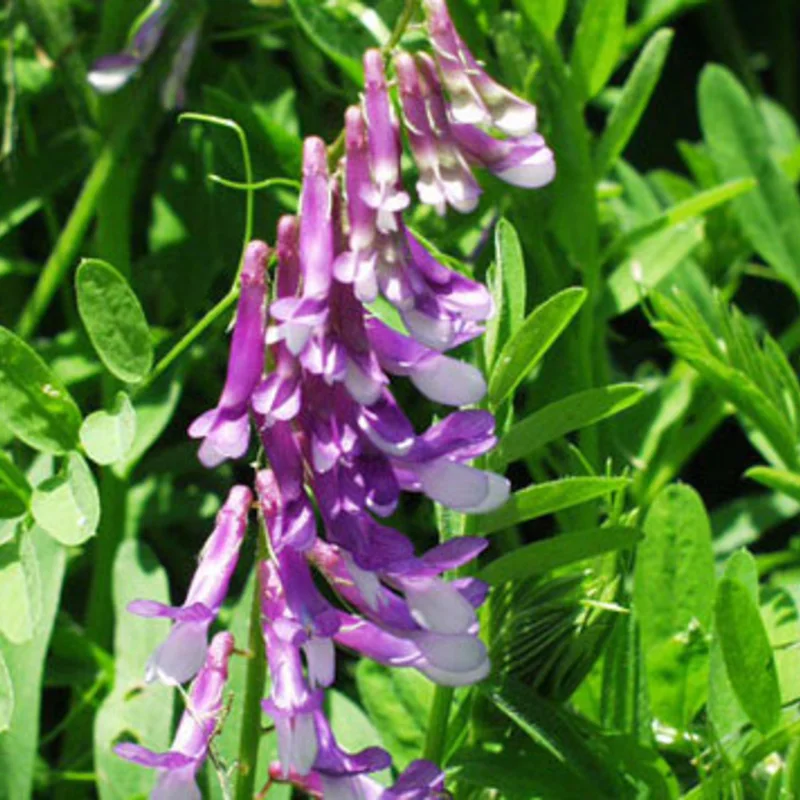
top-left (0, 327), bottom-right (82, 454)
top-left (80, 392), bottom-right (137, 466)
top-left (75, 259), bottom-right (153, 383)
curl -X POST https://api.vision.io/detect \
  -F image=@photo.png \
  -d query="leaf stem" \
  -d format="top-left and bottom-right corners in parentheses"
top-left (422, 685), bottom-right (454, 764)
top-left (235, 524), bottom-right (268, 800)
top-left (134, 289), bottom-right (239, 398)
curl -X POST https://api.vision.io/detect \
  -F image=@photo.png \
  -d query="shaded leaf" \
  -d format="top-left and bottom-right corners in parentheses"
top-left (0, 451), bottom-right (32, 520)
top-left (76, 259), bottom-right (154, 383)
top-left (571, 0), bottom-right (627, 101)
top-left (595, 29), bottom-right (674, 177)
top-left (0, 652), bottom-right (11, 733)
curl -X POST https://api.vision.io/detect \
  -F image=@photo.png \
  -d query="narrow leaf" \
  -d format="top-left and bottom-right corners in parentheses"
top-left (484, 218), bottom-right (527, 370)
top-left (0, 327), bottom-right (82, 453)
top-left (75, 259), bottom-right (153, 383)
top-left (488, 287), bottom-right (587, 407)
top-left (571, 0), bottom-right (627, 101)
top-left (595, 29), bottom-right (674, 176)
top-left (515, 0), bottom-right (567, 38)
top-left (31, 452), bottom-right (100, 546)
top-left (472, 476), bottom-right (629, 536)
top-left (481, 526), bottom-right (641, 584)
top-left (745, 466), bottom-right (800, 504)
top-left (495, 384), bottom-right (645, 466)
top-left (80, 392), bottom-right (137, 466)
top-left (714, 551), bottom-right (781, 734)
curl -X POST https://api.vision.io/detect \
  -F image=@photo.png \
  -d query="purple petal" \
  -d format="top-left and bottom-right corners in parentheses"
top-left (114, 743), bottom-right (195, 771)
top-left (421, 537), bottom-right (489, 572)
top-left (88, 54), bottom-right (141, 93)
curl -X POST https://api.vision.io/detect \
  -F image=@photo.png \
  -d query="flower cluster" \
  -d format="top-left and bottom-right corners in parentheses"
top-left (116, 1), bottom-right (554, 796)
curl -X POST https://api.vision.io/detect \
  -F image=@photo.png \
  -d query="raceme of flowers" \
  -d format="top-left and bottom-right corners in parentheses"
top-left (113, 0), bottom-right (555, 796)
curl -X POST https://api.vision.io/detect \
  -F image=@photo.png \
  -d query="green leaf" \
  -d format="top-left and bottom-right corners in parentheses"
top-left (488, 287), bottom-right (587, 407)
top-left (570, 0), bottom-right (627, 101)
top-left (285, 0), bottom-right (400, 83)
top-left (116, 369), bottom-right (183, 478)
top-left (745, 466), bottom-right (800, 504)
top-left (595, 29), bottom-right (674, 177)
top-left (0, 652), bottom-right (11, 733)
top-left (0, 327), bottom-right (82, 453)
top-left (472, 476), bottom-right (629, 536)
top-left (481, 526), bottom-right (641, 584)
top-left (355, 659), bottom-right (433, 770)
top-left (31, 452), bottom-right (100, 546)
top-left (494, 384), bottom-right (645, 466)
top-left (601, 220), bottom-right (703, 318)
top-left (714, 550), bottom-right (781, 735)
top-left (0, 133), bottom-right (89, 241)
top-left (484, 218), bottom-right (527, 370)
top-left (514, 0), bottom-right (567, 37)
top-left (0, 518), bottom-right (66, 800)
top-left (94, 541), bottom-right (173, 799)
top-left (328, 690), bottom-right (390, 785)
top-left (602, 177), bottom-right (756, 266)
top-left (485, 677), bottom-right (622, 796)
top-left (0, 451), bottom-right (32, 519)
top-left (634, 484), bottom-right (715, 730)
top-left (79, 392), bottom-right (137, 466)
top-left (0, 524), bottom-right (41, 644)
top-left (75, 259), bottom-right (154, 383)
top-left (699, 65), bottom-right (800, 297)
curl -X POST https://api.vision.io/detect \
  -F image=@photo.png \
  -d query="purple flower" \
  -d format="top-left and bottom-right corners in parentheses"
top-left (114, 632), bottom-right (235, 799)
top-left (188, 240), bottom-right (269, 467)
top-left (395, 51), bottom-right (481, 215)
top-left (88, 2), bottom-right (171, 94)
top-left (414, 53), bottom-right (556, 190)
top-left (127, 485), bottom-right (252, 685)
top-left (363, 50), bottom-right (411, 233)
top-left (366, 316), bottom-right (486, 406)
top-left (384, 760), bottom-right (447, 799)
top-left (422, 0), bottom-right (537, 136)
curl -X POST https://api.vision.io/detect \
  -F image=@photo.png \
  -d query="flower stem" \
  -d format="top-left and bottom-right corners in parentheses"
top-left (235, 524), bottom-right (268, 800)
top-left (422, 685), bottom-right (454, 764)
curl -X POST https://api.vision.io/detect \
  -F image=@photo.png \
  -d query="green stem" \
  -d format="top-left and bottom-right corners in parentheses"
top-left (15, 88), bottom-right (144, 339)
top-left (135, 289), bottom-right (239, 398)
top-left (386, 0), bottom-right (420, 51)
top-left (235, 528), bottom-right (268, 800)
top-left (422, 686), bottom-right (454, 764)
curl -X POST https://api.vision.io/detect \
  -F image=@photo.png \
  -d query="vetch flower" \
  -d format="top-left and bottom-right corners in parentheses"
top-left (422, 0), bottom-right (538, 136)
top-left (127, 485), bottom-right (252, 685)
top-left (188, 240), bottom-right (269, 467)
top-left (114, 632), bottom-right (235, 799)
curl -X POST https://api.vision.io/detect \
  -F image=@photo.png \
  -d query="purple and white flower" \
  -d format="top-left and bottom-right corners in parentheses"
top-left (127, 485), bottom-right (252, 685)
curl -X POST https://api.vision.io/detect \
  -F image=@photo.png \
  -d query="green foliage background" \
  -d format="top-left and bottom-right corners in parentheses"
top-left (3, 0), bottom-right (800, 797)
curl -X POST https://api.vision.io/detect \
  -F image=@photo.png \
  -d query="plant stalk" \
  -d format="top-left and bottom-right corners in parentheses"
top-left (235, 524), bottom-right (268, 800)
top-left (422, 686), bottom-right (454, 764)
